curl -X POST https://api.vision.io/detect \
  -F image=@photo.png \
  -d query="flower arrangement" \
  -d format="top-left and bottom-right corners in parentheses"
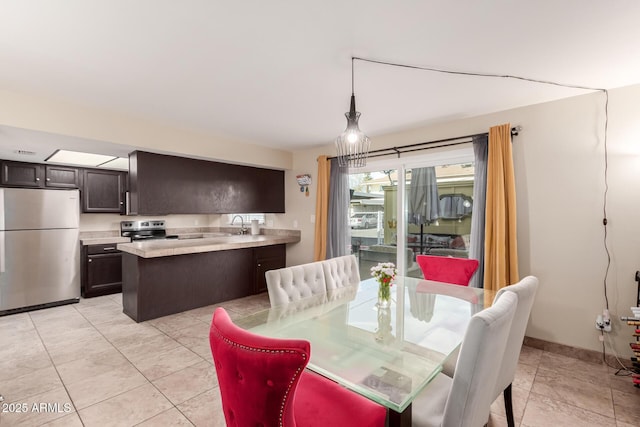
top-left (371, 262), bottom-right (397, 307)
top-left (370, 262), bottom-right (397, 284)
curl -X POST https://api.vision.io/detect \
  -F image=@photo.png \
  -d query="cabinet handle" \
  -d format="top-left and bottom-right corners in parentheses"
top-left (35, 178), bottom-right (40, 181)
top-left (258, 263), bottom-right (261, 267)
top-left (46, 178), bottom-right (51, 181)
top-left (88, 259), bottom-right (92, 263)
top-left (103, 247), bottom-right (116, 251)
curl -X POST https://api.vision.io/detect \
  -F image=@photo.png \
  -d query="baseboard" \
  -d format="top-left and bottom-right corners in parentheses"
top-left (523, 336), bottom-right (631, 367)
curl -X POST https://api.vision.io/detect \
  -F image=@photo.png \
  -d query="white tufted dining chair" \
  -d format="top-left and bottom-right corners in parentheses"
top-left (439, 276), bottom-right (539, 427)
top-left (265, 262), bottom-right (327, 307)
top-left (490, 276), bottom-right (539, 427)
top-left (412, 291), bottom-right (518, 427)
top-left (321, 255), bottom-right (360, 300)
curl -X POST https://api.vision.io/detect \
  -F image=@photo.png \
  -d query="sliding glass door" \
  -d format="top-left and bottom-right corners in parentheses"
top-left (349, 169), bottom-right (398, 279)
top-left (349, 147), bottom-right (475, 279)
top-left (404, 161), bottom-right (475, 279)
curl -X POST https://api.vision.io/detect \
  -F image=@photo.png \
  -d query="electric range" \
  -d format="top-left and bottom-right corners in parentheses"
top-left (120, 220), bottom-right (178, 241)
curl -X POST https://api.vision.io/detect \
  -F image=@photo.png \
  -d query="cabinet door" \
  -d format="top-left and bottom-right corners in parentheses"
top-left (1, 161), bottom-right (44, 187)
top-left (254, 245), bottom-right (286, 294)
top-left (82, 169), bottom-right (125, 213)
top-left (85, 252), bottom-right (122, 297)
top-left (45, 166), bottom-right (79, 188)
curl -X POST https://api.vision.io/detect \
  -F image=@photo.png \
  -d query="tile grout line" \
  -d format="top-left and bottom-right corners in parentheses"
top-left (516, 365), bottom-right (535, 427)
top-left (71, 301), bottom-right (174, 423)
top-left (28, 308), bottom-right (86, 426)
top-left (529, 350), bottom-right (620, 423)
top-left (71, 299), bottom-right (211, 425)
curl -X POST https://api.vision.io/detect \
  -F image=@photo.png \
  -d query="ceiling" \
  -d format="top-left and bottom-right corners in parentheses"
top-left (2, 1), bottom-right (640, 161)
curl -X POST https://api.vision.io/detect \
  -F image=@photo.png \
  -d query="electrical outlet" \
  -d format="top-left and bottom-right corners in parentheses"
top-left (595, 312), bottom-right (612, 332)
top-left (596, 314), bottom-right (604, 331)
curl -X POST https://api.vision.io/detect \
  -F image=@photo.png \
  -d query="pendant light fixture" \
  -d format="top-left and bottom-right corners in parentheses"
top-left (335, 57), bottom-right (371, 168)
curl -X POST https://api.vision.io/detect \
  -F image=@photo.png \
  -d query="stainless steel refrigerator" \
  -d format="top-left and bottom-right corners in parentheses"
top-left (0, 188), bottom-right (80, 315)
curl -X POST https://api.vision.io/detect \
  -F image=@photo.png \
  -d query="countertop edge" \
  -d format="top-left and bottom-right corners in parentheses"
top-left (117, 235), bottom-right (300, 258)
top-left (80, 237), bottom-right (131, 245)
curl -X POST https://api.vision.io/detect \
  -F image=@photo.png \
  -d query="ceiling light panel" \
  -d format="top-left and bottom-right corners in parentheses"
top-left (46, 149), bottom-right (116, 167)
top-left (98, 157), bottom-right (129, 170)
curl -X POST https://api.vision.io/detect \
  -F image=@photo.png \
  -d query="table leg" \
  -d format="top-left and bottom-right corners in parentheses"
top-left (388, 403), bottom-right (411, 427)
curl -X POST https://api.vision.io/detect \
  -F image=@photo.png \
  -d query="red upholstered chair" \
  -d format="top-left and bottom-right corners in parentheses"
top-left (209, 307), bottom-right (387, 427)
top-left (416, 255), bottom-right (479, 286)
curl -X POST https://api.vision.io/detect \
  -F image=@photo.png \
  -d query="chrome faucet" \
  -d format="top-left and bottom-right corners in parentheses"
top-left (231, 215), bottom-right (248, 235)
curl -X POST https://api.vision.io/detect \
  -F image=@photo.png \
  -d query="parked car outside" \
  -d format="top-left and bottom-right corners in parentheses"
top-left (350, 213), bottom-right (378, 229)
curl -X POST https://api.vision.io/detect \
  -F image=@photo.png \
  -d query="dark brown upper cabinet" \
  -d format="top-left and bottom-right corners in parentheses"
top-left (45, 165), bottom-right (79, 188)
top-left (128, 151), bottom-right (285, 215)
top-left (1, 161), bottom-right (45, 187)
top-left (82, 169), bottom-right (126, 213)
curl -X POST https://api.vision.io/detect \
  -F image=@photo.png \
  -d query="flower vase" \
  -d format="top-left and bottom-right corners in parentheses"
top-left (375, 306), bottom-right (393, 343)
top-left (377, 280), bottom-right (391, 309)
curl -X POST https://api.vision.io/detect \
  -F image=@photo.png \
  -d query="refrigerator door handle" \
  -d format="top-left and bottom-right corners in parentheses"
top-left (0, 231), bottom-right (4, 274)
top-left (0, 188), bottom-right (4, 231)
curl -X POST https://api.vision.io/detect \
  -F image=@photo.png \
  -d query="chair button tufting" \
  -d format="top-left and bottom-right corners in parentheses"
top-left (266, 379), bottom-right (274, 387)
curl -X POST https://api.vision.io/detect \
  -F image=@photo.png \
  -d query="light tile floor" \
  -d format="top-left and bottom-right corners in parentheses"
top-left (0, 293), bottom-right (639, 426)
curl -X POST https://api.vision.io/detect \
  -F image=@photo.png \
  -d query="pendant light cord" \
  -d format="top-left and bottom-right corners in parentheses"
top-left (351, 57), bottom-right (355, 96)
top-left (352, 56), bottom-right (607, 92)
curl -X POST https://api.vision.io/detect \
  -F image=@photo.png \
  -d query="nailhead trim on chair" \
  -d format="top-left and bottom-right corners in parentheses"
top-left (213, 329), bottom-right (307, 427)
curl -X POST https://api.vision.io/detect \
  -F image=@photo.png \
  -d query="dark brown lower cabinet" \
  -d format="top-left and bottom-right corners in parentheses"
top-left (81, 244), bottom-right (122, 298)
top-left (254, 244), bottom-right (286, 294)
top-left (122, 244), bottom-right (286, 322)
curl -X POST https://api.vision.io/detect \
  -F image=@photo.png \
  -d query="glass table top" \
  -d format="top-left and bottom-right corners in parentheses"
top-left (248, 276), bottom-right (486, 412)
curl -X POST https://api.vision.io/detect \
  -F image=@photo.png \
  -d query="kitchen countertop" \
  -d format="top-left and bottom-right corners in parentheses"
top-left (117, 233), bottom-right (300, 258)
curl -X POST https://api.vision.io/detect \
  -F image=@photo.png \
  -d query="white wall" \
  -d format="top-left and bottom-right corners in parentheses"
top-left (79, 213), bottom-right (221, 232)
top-left (270, 145), bottom-right (330, 266)
top-left (288, 84), bottom-right (640, 357)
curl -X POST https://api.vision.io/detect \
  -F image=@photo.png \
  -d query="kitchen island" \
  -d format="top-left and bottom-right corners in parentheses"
top-left (117, 230), bottom-right (300, 322)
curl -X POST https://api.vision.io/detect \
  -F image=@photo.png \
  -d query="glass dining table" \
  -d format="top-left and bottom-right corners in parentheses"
top-left (246, 276), bottom-right (488, 427)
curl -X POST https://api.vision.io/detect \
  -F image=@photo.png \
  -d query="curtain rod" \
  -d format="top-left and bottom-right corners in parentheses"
top-left (328, 126), bottom-right (521, 161)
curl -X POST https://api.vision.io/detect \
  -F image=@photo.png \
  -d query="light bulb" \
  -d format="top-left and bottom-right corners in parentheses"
top-left (335, 93), bottom-right (371, 167)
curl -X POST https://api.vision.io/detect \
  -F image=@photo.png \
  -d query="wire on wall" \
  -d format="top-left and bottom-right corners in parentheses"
top-left (601, 90), bottom-right (610, 311)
